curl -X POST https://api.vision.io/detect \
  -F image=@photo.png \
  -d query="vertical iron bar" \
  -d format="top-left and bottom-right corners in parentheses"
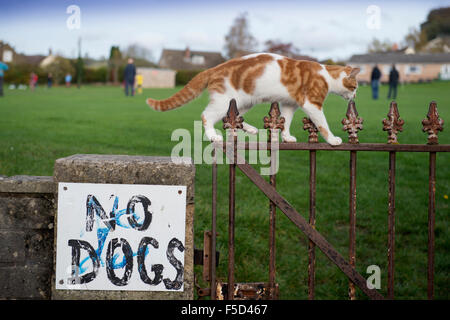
top-left (228, 134), bottom-right (237, 300)
top-left (269, 131), bottom-right (277, 299)
top-left (264, 102), bottom-right (283, 300)
top-left (387, 151), bottom-right (396, 299)
top-left (349, 150), bottom-right (357, 300)
top-left (382, 100), bottom-right (403, 300)
top-left (342, 100), bottom-right (362, 300)
top-left (211, 147), bottom-right (217, 300)
top-left (428, 151), bottom-right (436, 300)
top-left (422, 101), bottom-right (442, 300)
top-left (222, 99), bottom-right (242, 301)
top-left (308, 150), bottom-right (317, 300)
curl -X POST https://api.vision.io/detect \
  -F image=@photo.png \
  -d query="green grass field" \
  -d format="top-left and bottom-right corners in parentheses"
top-left (0, 81), bottom-right (449, 299)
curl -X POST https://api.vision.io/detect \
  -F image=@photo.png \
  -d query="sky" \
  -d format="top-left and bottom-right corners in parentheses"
top-left (1, 0), bottom-right (449, 62)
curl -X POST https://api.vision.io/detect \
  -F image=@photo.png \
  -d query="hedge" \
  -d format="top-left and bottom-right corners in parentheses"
top-left (175, 69), bottom-right (203, 86)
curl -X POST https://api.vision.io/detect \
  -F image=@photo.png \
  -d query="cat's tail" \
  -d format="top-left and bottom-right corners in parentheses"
top-left (146, 70), bottom-right (210, 112)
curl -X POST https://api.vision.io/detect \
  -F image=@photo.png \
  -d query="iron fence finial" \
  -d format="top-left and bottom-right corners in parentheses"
top-left (263, 102), bottom-right (285, 131)
top-left (382, 101), bottom-right (404, 144)
top-left (422, 101), bottom-right (443, 145)
top-left (342, 100), bottom-right (363, 144)
top-left (223, 99), bottom-right (244, 131)
top-left (302, 118), bottom-right (319, 143)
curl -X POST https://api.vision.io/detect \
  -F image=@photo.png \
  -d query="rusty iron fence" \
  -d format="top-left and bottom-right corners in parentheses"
top-left (195, 98), bottom-right (448, 300)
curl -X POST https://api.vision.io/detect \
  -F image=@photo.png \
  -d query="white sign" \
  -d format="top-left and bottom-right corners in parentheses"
top-left (55, 182), bottom-right (186, 291)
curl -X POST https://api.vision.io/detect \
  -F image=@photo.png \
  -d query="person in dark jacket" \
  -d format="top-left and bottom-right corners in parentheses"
top-left (370, 64), bottom-right (381, 99)
top-left (47, 73), bottom-right (53, 89)
top-left (387, 64), bottom-right (399, 100)
top-left (123, 58), bottom-right (136, 96)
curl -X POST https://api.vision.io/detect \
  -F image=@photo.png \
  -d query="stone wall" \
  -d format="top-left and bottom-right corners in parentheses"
top-left (0, 175), bottom-right (56, 299)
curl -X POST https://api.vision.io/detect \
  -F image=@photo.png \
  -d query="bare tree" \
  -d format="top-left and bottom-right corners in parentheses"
top-left (224, 12), bottom-right (258, 59)
top-left (403, 27), bottom-right (428, 52)
top-left (43, 57), bottom-right (75, 85)
top-left (108, 46), bottom-right (122, 84)
top-left (123, 43), bottom-right (155, 62)
top-left (367, 38), bottom-right (393, 53)
top-left (264, 39), bottom-right (301, 58)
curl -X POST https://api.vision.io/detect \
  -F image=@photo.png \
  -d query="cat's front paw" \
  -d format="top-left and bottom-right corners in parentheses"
top-left (282, 134), bottom-right (297, 143)
top-left (327, 136), bottom-right (342, 146)
top-left (243, 123), bottom-right (258, 135)
top-left (209, 134), bottom-right (223, 142)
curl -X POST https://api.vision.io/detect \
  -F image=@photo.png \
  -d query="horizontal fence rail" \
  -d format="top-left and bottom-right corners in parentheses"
top-left (216, 142), bottom-right (449, 152)
top-left (200, 98), bottom-right (449, 300)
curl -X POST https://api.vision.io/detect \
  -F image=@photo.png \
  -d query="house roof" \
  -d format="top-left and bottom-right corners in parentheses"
top-left (159, 48), bottom-right (225, 70)
top-left (17, 54), bottom-right (46, 66)
top-left (348, 52), bottom-right (450, 64)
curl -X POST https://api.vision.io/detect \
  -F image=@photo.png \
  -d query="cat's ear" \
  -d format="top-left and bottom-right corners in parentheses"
top-left (349, 67), bottom-right (361, 78)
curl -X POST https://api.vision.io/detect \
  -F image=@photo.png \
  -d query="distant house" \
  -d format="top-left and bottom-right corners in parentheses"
top-left (231, 49), bottom-right (317, 62)
top-left (422, 35), bottom-right (450, 53)
top-left (0, 41), bottom-right (48, 66)
top-left (0, 41), bottom-right (18, 63)
top-left (39, 50), bottom-right (58, 68)
top-left (348, 51), bottom-right (450, 83)
top-left (158, 47), bottom-right (225, 71)
top-left (136, 67), bottom-right (176, 88)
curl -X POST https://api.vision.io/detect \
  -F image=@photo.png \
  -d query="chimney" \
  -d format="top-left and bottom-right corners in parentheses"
top-left (184, 46), bottom-right (191, 59)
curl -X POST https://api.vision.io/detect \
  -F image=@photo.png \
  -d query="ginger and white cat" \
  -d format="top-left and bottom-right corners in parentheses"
top-left (146, 53), bottom-right (360, 145)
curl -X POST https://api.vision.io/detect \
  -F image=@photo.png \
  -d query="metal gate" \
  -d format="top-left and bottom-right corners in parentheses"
top-left (195, 98), bottom-right (448, 300)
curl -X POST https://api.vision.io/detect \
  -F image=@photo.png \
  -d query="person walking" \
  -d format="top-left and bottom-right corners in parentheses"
top-left (136, 73), bottom-right (143, 94)
top-left (387, 64), bottom-right (400, 100)
top-left (370, 64), bottom-right (381, 100)
top-left (30, 72), bottom-right (38, 91)
top-left (47, 73), bottom-right (53, 89)
top-left (0, 61), bottom-right (8, 97)
top-left (65, 73), bottom-right (72, 87)
top-left (123, 58), bottom-right (136, 96)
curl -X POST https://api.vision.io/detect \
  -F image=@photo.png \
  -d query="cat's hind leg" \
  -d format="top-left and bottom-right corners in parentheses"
top-left (201, 114), bottom-right (223, 142)
top-left (302, 100), bottom-right (342, 146)
top-left (201, 103), bottom-right (225, 142)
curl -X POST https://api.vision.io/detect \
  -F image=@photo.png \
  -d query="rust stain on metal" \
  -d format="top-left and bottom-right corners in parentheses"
top-left (223, 146), bottom-right (384, 300)
top-left (348, 150), bottom-right (357, 300)
top-left (302, 117), bottom-right (319, 143)
top-left (263, 102), bottom-right (283, 300)
top-left (386, 132), bottom-right (398, 295)
top-left (211, 148), bottom-right (218, 299)
top-left (223, 99), bottom-right (244, 131)
top-left (206, 99), bottom-right (449, 301)
top-left (387, 151), bottom-right (397, 299)
top-left (263, 102), bottom-right (285, 131)
top-left (216, 282), bottom-right (279, 300)
top-left (197, 287), bottom-right (211, 298)
top-left (203, 231), bottom-right (212, 282)
top-left (428, 151), bottom-right (437, 299)
top-left (383, 101), bottom-right (404, 144)
top-left (342, 100), bottom-right (363, 144)
top-left (308, 149), bottom-right (317, 300)
top-left (422, 101), bottom-right (443, 145)
top-left (222, 99), bottom-right (241, 300)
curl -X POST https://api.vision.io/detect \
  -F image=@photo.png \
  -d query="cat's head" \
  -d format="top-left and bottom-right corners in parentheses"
top-left (340, 66), bottom-right (360, 100)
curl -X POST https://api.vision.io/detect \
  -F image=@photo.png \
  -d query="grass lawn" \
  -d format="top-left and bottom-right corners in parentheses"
top-left (0, 81), bottom-right (449, 299)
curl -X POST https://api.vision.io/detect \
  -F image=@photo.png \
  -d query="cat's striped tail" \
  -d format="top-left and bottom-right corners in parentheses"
top-left (146, 70), bottom-right (210, 112)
